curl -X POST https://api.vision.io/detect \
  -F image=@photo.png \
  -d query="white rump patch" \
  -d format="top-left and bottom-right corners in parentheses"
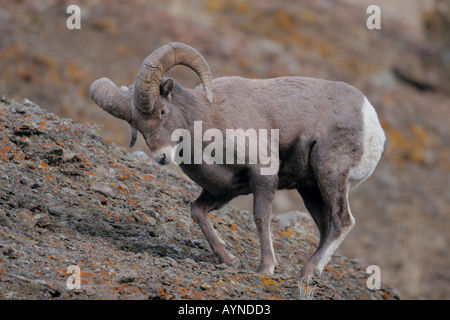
top-left (349, 97), bottom-right (386, 188)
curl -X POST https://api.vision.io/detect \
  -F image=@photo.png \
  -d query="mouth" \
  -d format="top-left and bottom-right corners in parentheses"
top-left (156, 153), bottom-right (168, 165)
top-left (152, 146), bottom-right (173, 165)
top-left (154, 152), bottom-right (172, 165)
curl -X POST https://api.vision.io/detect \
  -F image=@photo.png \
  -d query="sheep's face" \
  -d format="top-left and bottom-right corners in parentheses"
top-left (133, 103), bottom-right (174, 165)
top-left (132, 79), bottom-right (176, 165)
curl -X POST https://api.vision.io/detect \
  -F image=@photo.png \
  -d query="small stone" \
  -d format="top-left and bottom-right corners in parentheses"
top-left (34, 214), bottom-right (51, 228)
top-left (60, 167), bottom-right (81, 176)
top-left (94, 166), bottom-right (110, 177)
top-left (90, 181), bottom-right (115, 197)
top-left (200, 284), bottom-right (210, 291)
top-left (44, 148), bottom-right (64, 165)
top-left (184, 258), bottom-right (196, 265)
top-left (47, 206), bottom-right (66, 217)
top-left (3, 246), bottom-right (15, 257)
top-left (20, 137), bottom-right (31, 147)
top-left (0, 209), bottom-right (9, 226)
top-left (13, 123), bottom-right (44, 136)
top-left (21, 98), bottom-right (34, 106)
top-left (62, 150), bottom-right (77, 163)
top-left (215, 263), bottom-right (227, 270)
top-left (148, 217), bottom-right (156, 226)
top-left (117, 270), bottom-right (138, 284)
top-left (131, 151), bottom-right (150, 163)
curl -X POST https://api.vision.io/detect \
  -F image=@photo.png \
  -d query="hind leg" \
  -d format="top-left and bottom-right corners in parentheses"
top-left (298, 162), bottom-right (355, 281)
top-left (297, 185), bottom-right (330, 248)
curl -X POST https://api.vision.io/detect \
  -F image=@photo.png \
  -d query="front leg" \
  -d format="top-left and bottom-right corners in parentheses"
top-left (251, 174), bottom-right (278, 275)
top-left (191, 189), bottom-right (238, 266)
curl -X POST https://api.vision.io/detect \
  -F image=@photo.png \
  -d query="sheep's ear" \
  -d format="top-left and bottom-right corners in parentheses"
top-left (160, 78), bottom-right (174, 98)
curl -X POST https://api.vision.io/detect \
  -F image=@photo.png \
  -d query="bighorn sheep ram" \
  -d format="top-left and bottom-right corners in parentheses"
top-left (90, 42), bottom-right (386, 280)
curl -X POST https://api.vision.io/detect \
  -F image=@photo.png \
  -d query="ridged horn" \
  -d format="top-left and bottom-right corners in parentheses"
top-left (90, 77), bottom-right (133, 122)
top-left (133, 42), bottom-right (213, 114)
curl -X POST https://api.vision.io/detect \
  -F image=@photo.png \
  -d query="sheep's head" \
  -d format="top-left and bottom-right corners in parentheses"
top-left (90, 42), bottom-right (213, 165)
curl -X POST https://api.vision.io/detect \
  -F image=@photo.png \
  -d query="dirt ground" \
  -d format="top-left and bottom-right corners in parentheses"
top-left (0, 0), bottom-right (449, 299)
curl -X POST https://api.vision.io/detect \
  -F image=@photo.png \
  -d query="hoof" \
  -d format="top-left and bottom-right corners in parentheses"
top-left (257, 262), bottom-right (276, 275)
top-left (219, 252), bottom-right (239, 267)
top-left (230, 257), bottom-right (240, 268)
top-left (297, 265), bottom-right (322, 282)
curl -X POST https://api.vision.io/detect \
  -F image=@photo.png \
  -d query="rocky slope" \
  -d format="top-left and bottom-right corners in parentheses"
top-left (2, 0), bottom-right (448, 300)
top-left (0, 97), bottom-right (400, 300)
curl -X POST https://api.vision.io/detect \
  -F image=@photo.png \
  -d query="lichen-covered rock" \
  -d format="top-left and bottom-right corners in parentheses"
top-left (0, 98), bottom-right (400, 299)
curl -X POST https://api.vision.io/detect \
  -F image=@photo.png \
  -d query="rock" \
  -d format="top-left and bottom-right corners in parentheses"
top-left (47, 206), bottom-right (67, 217)
top-left (131, 151), bottom-right (150, 163)
top-left (200, 283), bottom-right (210, 290)
top-left (274, 210), bottom-right (313, 235)
top-left (0, 209), bottom-right (9, 227)
top-left (21, 98), bottom-right (35, 106)
top-left (44, 148), bottom-right (64, 165)
top-left (184, 258), bottom-right (197, 265)
top-left (13, 124), bottom-right (44, 136)
top-left (1, 95), bottom-right (9, 103)
top-left (59, 167), bottom-right (82, 176)
top-left (3, 245), bottom-right (15, 257)
top-left (9, 135), bottom-right (31, 148)
top-left (45, 148), bottom-right (80, 165)
top-left (34, 214), bottom-right (52, 228)
top-left (62, 150), bottom-right (78, 163)
top-left (90, 181), bottom-right (114, 197)
top-left (185, 238), bottom-right (207, 249)
top-left (147, 217), bottom-right (156, 226)
top-left (117, 270), bottom-right (138, 284)
top-left (94, 166), bottom-right (111, 177)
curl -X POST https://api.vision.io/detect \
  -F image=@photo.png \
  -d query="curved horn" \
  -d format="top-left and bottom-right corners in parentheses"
top-left (90, 77), bottom-right (133, 122)
top-left (134, 42), bottom-right (213, 114)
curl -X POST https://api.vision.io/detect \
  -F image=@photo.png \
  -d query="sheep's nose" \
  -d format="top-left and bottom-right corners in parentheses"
top-left (157, 153), bottom-right (166, 165)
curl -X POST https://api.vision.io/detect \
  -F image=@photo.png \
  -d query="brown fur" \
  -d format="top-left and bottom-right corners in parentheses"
top-left (90, 44), bottom-right (385, 280)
